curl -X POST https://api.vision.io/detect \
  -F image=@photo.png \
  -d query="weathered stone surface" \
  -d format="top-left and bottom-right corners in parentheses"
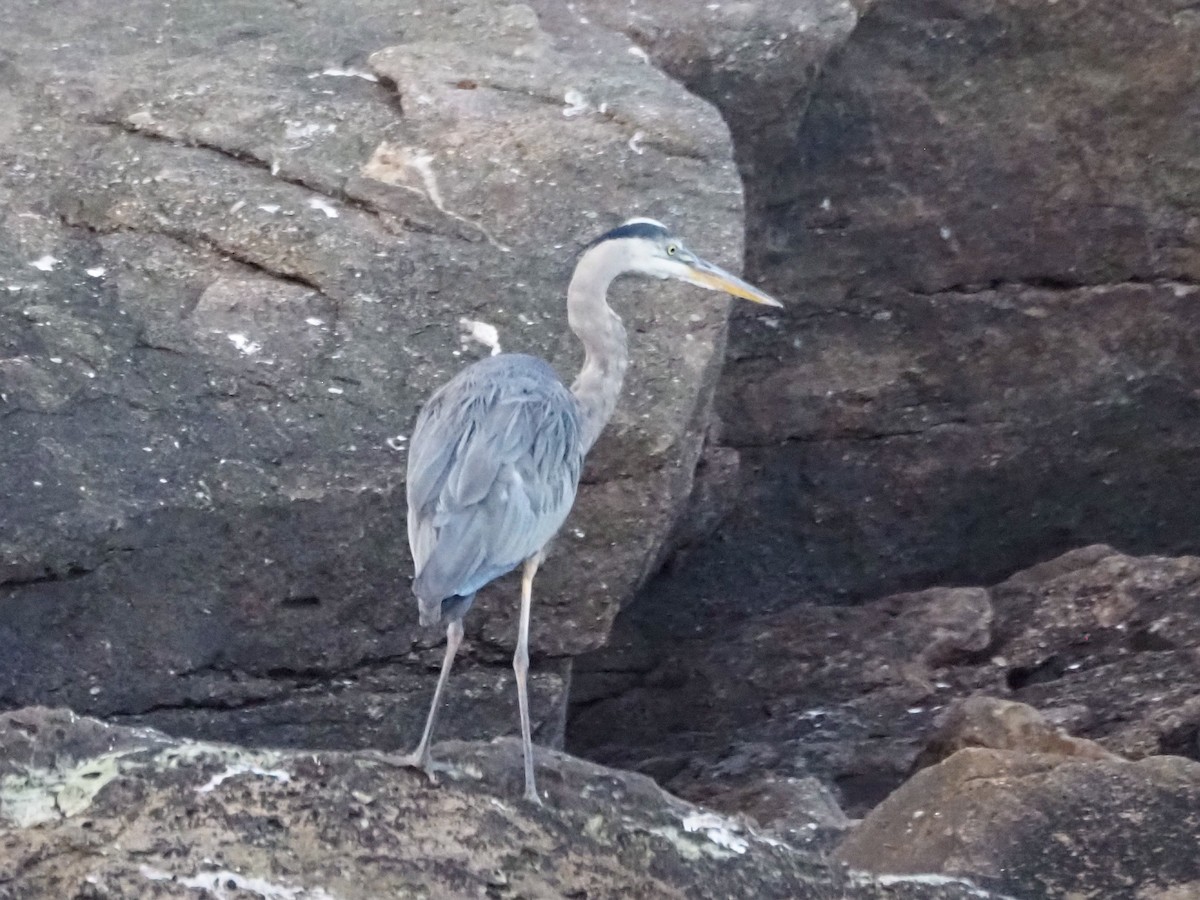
top-left (836, 748), bottom-right (1200, 900)
top-left (752, 0), bottom-right (1200, 297)
top-left (571, 580), bottom-right (999, 815)
top-left (658, 441), bottom-right (743, 566)
top-left (571, 547), bottom-right (1200, 816)
top-left (986, 547), bottom-right (1200, 760)
top-left (0, 708), bottom-right (1007, 900)
top-left (713, 280), bottom-right (1200, 606)
top-left (0, 0), bottom-right (751, 747)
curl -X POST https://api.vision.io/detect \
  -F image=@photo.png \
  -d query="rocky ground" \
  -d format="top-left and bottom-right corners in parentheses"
top-left (3, 0), bottom-right (1200, 897)
top-left (838, 747), bottom-right (1200, 899)
top-left (0, 707), bottom-right (1008, 900)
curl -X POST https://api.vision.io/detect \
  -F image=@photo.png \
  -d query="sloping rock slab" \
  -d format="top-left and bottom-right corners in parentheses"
top-left (836, 748), bottom-right (1200, 900)
top-left (0, 708), bottom-right (1007, 900)
top-left (0, 0), bottom-right (748, 747)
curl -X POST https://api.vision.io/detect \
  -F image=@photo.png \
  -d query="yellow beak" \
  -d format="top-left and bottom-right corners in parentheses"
top-left (684, 259), bottom-right (782, 307)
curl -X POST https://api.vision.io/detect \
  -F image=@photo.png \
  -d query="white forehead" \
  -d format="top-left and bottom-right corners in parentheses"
top-left (621, 217), bottom-right (668, 230)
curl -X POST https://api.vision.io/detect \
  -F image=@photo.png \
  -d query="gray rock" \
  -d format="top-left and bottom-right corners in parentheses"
top-left (572, 580), bottom-right (986, 815)
top-left (989, 547), bottom-right (1200, 761)
top-left (658, 441), bottom-right (742, 565)
top-left (0, 0), bottom-right (751, 747)
top-left (563, 0), bottom-right (862, 199)
top-left (0, 707), bottom-right (1008, 900)
top-left (836, 748), bottom-right (1200, 900)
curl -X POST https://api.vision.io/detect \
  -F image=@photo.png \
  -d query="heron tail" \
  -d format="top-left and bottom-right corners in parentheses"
top-left (415, 586), bottom-right (476, 628)
top-left (416, 592), bottom-right (443, 628)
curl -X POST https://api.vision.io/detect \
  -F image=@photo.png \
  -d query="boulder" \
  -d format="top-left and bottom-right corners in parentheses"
top-left (0, 0), bottom-right (752, 748)
top-left (836, 748), bottom-right (1200, 900)
top-left (986, 546), bottom-right (1200, 759)
top-left (571, 547), bottom-right (1200, 816)
top-left (572, 581), bottom-right (999, 814)
top-left (913, 695), bottom-right (1118, 771)
top-left (0, 707), bottom-right (1008, 900)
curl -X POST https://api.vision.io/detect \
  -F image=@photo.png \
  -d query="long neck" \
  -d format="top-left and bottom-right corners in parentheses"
top-left (568, 243), bottom-right (629, 453)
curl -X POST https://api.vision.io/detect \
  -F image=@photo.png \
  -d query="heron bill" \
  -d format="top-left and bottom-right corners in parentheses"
top-left (685, 259), bottom-right (782, 307)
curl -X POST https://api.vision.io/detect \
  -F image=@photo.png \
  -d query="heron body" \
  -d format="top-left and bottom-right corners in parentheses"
top-left (392, 218), bottom-right (780, 804)
top-left (406, 353), bottom-right (583, 625)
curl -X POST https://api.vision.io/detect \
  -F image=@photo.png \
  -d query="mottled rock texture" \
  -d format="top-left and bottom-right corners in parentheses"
top-left (0, 0), bottom-right (753, 749)
top-left (0, 708), bottom-right (1008, 900)
top-left (6, 0), bottom-right (1200, 895)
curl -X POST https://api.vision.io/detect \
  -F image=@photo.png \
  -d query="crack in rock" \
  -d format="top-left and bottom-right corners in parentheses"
top-left (903, 276), bottom-right (1200, 298)
top-left (87, 115), bottom-right (379, 221)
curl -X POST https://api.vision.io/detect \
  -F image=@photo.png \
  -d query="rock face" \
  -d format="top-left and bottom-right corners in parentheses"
top-left (568, 0), bottom-right (1200, 855)
top-left (0, 708), bottom-right (1008, 900)
top-left (0, 0), bottom-right (752, 748)
top-left (589, 0), bottom-right (1200, 612)
top-left (836, 748), bottom-right (1200, 900)
top-left (571, 547), bottom-right (1200, 816)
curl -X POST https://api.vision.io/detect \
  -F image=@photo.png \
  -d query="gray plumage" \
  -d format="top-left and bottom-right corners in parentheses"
top-left (385, 217), bottom-right (781, 805)
top-left (407, 354), bottom-right (582, 626)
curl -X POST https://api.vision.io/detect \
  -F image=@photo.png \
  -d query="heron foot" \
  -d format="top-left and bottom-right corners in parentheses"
top-left (523, 785), bottom-right (543, 806)
top-left (365, 749), bottom-right (445, 785)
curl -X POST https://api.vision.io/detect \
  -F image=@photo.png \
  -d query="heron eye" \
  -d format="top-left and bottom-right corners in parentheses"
top-left (666, 244), bottom-right (678, 256)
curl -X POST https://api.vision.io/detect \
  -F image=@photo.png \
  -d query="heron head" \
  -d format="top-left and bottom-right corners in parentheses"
top-left (590, 217), bottom-right (782, 308)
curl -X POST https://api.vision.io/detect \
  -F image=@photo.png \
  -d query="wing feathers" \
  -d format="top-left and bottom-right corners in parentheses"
top-left (406, 354), bottom-right (583, 606)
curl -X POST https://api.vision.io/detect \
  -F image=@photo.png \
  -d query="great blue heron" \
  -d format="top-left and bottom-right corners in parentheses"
top-left (391, 218), bottom-right (780, 804)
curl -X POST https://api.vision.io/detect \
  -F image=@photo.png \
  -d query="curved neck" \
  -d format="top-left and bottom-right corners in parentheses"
top-left (568, 241), bottom-right (629, 453)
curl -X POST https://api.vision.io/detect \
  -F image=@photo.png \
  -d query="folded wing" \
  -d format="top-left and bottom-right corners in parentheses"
top-left (406, 354), bottom-right (584, 613)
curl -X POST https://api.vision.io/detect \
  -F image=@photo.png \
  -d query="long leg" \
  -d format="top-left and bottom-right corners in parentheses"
top-left (380, 618), bottom-right (463, 777)
top-left (514, 554), bottom-right (542, 804)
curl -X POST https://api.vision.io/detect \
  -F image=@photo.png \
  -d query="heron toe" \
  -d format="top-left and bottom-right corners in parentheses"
top-left (366, 749), bottom-right (444, 784)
